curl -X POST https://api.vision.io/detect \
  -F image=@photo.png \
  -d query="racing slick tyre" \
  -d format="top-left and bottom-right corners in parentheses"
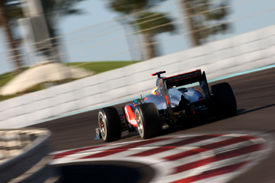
top-left (98, 107), bottom-right (122, 142)
top-left (135, 103), bottom-right (162, 139)
top-left (211, 82), bottom-right (237, 119)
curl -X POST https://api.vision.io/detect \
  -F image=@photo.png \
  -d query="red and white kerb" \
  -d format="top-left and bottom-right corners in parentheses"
top-left (52, 133), bottom-right (268, 183)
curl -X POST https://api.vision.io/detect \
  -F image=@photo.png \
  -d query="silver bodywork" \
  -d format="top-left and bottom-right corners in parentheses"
top-left (144, 87), bottom-right (204, 110)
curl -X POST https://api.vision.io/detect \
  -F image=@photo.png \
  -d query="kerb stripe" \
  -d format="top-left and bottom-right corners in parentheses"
top-left (130, 134), bottom-right (223, 157)
top-left (172, 161), bottom-right (248, 183)
top-left (53, 145), bottom-right (106, 159)
top-left (79, 137), bottom-right (172, 159)
top-left (163, 136), bottom-right (258, 161)
top-left (170, 143), bottom-right (263, 175)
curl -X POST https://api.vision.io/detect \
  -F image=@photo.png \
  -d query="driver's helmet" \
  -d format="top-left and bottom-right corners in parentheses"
top-left (156, 77), bottom-right (165, 86)
top-left (151, 87), bottom-right (158, 95)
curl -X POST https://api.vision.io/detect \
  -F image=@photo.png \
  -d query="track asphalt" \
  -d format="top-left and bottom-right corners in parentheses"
top-left (33, 67), bottom-right (275, 183)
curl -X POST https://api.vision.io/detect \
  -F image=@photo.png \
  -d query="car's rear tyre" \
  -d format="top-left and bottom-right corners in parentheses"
top-left (135, 103), bottom-right (162, 139)
top-left (98, 107), bottom-right (122, 142)
top-left (211, 82), bottom-right (237, 119)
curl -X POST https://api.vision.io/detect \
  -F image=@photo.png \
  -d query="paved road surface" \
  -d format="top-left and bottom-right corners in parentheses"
top-left (33, 67), bottom-right (275, 183)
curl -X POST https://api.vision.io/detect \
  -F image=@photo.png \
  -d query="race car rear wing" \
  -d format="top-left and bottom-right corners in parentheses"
top-left (162, 69), bottom-right (203, 88)
top-left (157, 69), bottom-right (211, 114)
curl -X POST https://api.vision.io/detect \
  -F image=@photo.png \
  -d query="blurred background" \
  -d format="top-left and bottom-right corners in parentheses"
top-left (1, 1), bottom-right (275, 182)
top-left (0, 0), bottom-right (275, 99)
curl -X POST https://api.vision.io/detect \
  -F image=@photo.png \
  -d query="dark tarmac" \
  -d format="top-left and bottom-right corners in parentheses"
top-left (33, 67), bottom-right (275, 183)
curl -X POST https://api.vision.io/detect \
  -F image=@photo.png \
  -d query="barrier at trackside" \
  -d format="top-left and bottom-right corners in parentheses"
top-left (0, 25), bottom-right (275, 129)
top-left (0, 128), bottom-right (57, 183)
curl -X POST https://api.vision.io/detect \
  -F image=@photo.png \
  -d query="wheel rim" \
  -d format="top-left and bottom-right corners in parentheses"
top-left (99, 113), bottom-right (107, 140)
top-left (136, 111), bottom-right (144, 137)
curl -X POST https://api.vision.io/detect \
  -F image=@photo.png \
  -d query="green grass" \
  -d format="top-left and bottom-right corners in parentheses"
top-left (66, 61), bottom-right (136, 75)
top-left (0, 72), bottom-right (21, 100)
top-left (0, 61), bottom-right (137, 100)
top-left (0, 72), bottom-right (14, 88)
top-left (0, 61), bottom-right (136, 88)
top-left (0, 68), bottom-right (29, 88)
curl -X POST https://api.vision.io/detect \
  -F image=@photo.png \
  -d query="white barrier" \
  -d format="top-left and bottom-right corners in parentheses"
top-left (1, 25), bottom-right (275, 129)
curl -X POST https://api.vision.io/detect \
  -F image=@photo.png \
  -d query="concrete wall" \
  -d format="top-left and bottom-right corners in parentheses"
top-left (0, 129), bottom-right (55, 183)
top-left (1, 25), bottom-right (275, 129)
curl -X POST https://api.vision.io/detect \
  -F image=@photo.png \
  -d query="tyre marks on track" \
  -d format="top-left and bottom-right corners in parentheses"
top-left (51, 133), bottom-right (269, 183)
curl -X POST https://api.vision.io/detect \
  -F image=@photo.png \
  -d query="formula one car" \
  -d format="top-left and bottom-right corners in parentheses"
top-left (96, 70), bottom-right (237, 142)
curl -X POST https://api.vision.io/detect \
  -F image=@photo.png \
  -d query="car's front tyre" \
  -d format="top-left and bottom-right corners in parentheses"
top-left (98, 107), bottom-right (122, 142)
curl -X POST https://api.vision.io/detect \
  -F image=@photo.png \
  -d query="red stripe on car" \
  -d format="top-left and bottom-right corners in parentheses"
top-left (124, 105), bottom-right (137, 127)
